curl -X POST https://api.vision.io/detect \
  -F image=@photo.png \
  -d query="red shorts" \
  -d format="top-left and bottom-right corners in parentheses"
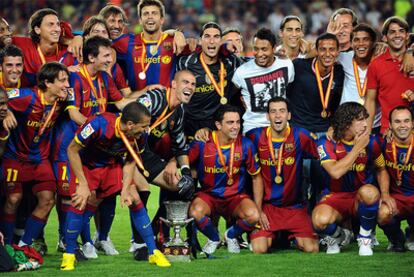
top-left (2, 159), bottom-right (56, 194)
top-left (81, 163), bottom-right (122, 199)
top-left (392, 192), bottom-right (414, 219)
top-left (54, 161), bottom-right (77, 197)
top-left (196, 191), bottom-right (250, 220)
top-left (250, 204), bottom-right (317, 240)
top-left (318, 191), bottom-right (357, 219)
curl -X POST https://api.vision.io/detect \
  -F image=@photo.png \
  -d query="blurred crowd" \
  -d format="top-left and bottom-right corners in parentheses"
top-left (0, 0), bottom-right (413, 54)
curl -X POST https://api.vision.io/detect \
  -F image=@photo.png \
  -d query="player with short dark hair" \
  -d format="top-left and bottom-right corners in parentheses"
top-left (188, 105), bottom-right (262, 254)
top-left (312, 102), bottom-right (387, 256)
top-left (61, 102), bottom-right (171, 270)
top-left (247, 97), bottom-right (319, 253)
top-left (0, 45), bottom-right (23, 90)
top-left (0, 62), bottom-right (69, 249)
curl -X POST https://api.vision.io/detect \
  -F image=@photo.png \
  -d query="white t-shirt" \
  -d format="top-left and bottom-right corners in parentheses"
top-left (338, 51), bottom-right (381, 128)
top-left (232, 57), bottom-right (294, 133)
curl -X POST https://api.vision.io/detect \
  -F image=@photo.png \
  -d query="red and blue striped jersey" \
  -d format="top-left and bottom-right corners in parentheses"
top-left (189, 132), bottom-right (260, 198)
top-left (74, 113), bottom-right (127, 167)
top-left (247, 126), bottom-right (318, 207)
top-left (52, 70), bottom-right (124, 162)
top-left (4, 88), bottom-right (64, 163)
top-left (12, 37), bottom-right (68, 87)
top-left (317, 136), bottom-right (384, 193)
top-left (382, 139), bottom-right (414, 196)
top-left (112, 33), bottom-right (176, 90)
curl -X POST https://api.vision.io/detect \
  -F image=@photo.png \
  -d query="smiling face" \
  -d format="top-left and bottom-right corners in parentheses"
top-left (267, 101), bottom-right (290, 134)
top-left (90, 46), bottom-right (113, 72)
top-left (46, 70), bottom-right (69, 100)
top-left (35, 14), bottom-right (61, 44)
top-left (215, 111), bottom-right (240, 140)
top-left (352, 31), bottom-right (375, 59)
top-left (1, 56), bottom-right (23, 87)
top-left (390, 109), bottom-right (413, 142)
top-left (126, 115), bottom-right (151, 139)
top-left (139, 5), bottom-right (164, 35)
top-left (173, 71), bottom-right (196, 104)
top-left (279, 19), bottom-right (303, 49)
top-left (384, 22), bottom-right (409, 52)
top-left (105, 13), bottom-right (125, 40)
top-left (201, 27), bottom-right (221, 59)
top-left (253, 38), bottom-right (275, 67)
top-left (316, 39), bottom-right (339, 69)
top-left (0, 18), bottom-right (12, 47)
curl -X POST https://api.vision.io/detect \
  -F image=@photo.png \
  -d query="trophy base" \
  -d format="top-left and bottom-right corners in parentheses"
top-left (163, 246), bottom-right (192, 262)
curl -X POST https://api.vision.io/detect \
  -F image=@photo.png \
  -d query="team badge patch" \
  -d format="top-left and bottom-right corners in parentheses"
top-left (139, 96), bottom-right (152, 109)
top-left (317, 145), bottom-right (326, 159)
top-left (80, 123), bottom-right (95, 139)
top-left (7, 89), bottom-right (19, 98)
top-left (67, 88), bottom-right (75, 101)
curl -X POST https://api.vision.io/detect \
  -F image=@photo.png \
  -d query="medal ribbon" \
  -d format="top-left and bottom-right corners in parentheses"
top-left (37, 45), bottom-right (59, 65)
top-left (38, 90), bottom-right (57, 137)
top-left (80, 64), bottom-right (105, 113)
top-left (314, 59), bottom-right (334, 113)
top-left (149, 88), bottom-right (175, 131)
top-left (392, 135), bottom-right (414, 184)
top-left (212, 131), bottom-right (235, 182)
top-left (266, 126), bottom-right (290, 180)
top-left (200, 54), bottom-right (225, 98)
top-left (0, 72), bottom-right (20, 89)
top-left (117, 118), bottom-right (148, 176)
top-left (140, 32), bottom-right (168, 76)
top-left (352, 59), bottom-right (367, 98)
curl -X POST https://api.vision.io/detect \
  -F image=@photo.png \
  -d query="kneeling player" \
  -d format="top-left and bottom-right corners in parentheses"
top-left (188, 105), bottom-right (262, 254)
top-left (312, 102), bottom-right (386, 256)
top-left (247, 97), bottom-right (319, 253)
top-left (378, 106), bottom-right (414, 251)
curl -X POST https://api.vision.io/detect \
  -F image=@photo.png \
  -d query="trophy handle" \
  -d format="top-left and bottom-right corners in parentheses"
top-left (184, 218), bottom-right (194, 224)
top-left (159, 217), bottom-right (171, 226)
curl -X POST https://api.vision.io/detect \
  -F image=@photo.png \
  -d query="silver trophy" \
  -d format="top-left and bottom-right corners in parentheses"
top-left (160, 201), bottom-right (193, 262)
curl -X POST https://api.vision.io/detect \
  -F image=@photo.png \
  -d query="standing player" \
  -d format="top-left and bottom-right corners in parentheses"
top-left (378, 106), bottom-right (414, 251)
top-left (365, 16), bottom-right (414, 134)
top-left (61, 102), bottom-right (171, 270)
top-left (232, 28), bottom-right (294, 134)
top-left (247, 97), bottom-right (319, 253)
top-left (178, 22), bottom-right (241, 138)
top-left (12, 8), bottom-right (68, 87)
top-left (312, 102), bottom-right (387, 256)
top-left (110, 0), bottom-right (184, 90)
top-left (0, 62), bottom-right (69, 247)
top-left (188, 105), bottom-right (262, 254)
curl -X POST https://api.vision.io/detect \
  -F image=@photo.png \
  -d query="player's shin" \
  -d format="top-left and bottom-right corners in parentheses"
top-left (64, 208), bottom-right (84, 254)
top-left (129, 202), bottom-right (157, 254)
top-left (358, 202), bottom-right (379, 238)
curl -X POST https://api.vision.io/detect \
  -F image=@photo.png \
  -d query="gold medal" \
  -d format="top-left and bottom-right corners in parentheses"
top-left (227, 178), bottom-right (233, 185)
top-left (143, 170), bottom-right (150, 177)
top-left (220, 97), bottom-right (228, 105)
top-left (321, 110), bottom-right (327, 118)
top-left (139, 72), bottom-right (146, 80)
top-left (274, 176), bottom-right (282, 184)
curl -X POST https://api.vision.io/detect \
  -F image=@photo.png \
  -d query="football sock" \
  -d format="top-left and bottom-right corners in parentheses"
top-left (196, 216), bottom-right (220, 242)
top-left (130, 202), bottom-right (157, 254)
top-left (65, 208), bottom-right (84, 254)
top-left (0, 212), bottom-right (16, 244)
top-left (358, 202), bottom-right (379, 238)
top-left (19, 215), bottom-right (47, 246)
top-left (380, 218), bottom-right (405, 243)
top-left (132, 191), bottom-right (150, 243)
top-left (98, 196), bottom-right (116, 241)
top-left (226, 219), bottom-right (254, 239)
top-left (58, 201), bottom-right (70, 242)
top-left (81, 205), bottom-right (96, 244)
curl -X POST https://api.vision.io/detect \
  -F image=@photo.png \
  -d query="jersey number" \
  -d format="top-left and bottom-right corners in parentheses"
top-left (6, 168), bottom-right (18, 182)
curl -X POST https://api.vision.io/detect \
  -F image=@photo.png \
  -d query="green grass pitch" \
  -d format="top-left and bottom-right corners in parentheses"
top-left (4, 186), bottom-right (413, 277)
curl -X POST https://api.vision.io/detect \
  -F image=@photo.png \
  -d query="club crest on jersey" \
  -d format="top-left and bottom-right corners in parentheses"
top-left (7, 89), bottom-right (19, 98)
top-left (80, 123), bottom-right (95, 139)
top-left (163, 41), bottom-right (172, 51)
top-left (234, 152), bottom-right (241, 161)
top-left (310, 132), bottom-right (318, 140)
top-left (285, 143), bottom-right (294, 152)
top-left (317, 145), bottom-right (326, 159)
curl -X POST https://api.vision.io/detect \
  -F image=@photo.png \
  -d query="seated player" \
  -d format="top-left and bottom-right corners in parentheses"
top-left (61, 102), bottom-right (171, 270)
top-left (312, 102), bottom-right (387, 256)
top-left (247, 97), bottom-right (319, 253)
top-left (188, 105), bottom-right (262, 254)
top-left (378, 106), bottom-right (414, 252)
